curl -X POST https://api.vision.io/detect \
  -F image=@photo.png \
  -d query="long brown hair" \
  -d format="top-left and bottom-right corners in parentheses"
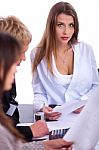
top-left (33, 1), bottom-right (79, 73)
top-left (0, 32), bottom-right (24, 140)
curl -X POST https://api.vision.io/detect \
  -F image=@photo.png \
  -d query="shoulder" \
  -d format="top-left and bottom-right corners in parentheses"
top-left (73, 41), bottom-right (94, 53)
top-left (0, 124), bottom-right (14, 147)
top-left (0, 124), bottom-right (10, 136)
top-left (30, 47), bottom-right (39, 62)
top-left (0, 124), bottom-right (22, 150)
top-left (0, 124), bottom-right (14, 141)
top-left (30, 47), bottom-right (37, 58)
top-left (74, 41), bottom-right (92, 48)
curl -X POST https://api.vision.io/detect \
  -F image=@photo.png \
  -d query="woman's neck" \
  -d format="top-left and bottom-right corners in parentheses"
top-left (56, 43), bottom-right (71, 54)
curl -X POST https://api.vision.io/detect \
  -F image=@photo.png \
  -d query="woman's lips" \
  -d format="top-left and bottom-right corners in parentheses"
top-left (61, 37), bottom-right (69, 40)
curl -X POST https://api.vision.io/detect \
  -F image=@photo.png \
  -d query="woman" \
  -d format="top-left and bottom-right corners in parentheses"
top-left (30, 1), bottom-right (99, 120)
top-left (0, 32), bottom-right (23, 149)
top-left (0, 32), bottom-right (73, 150)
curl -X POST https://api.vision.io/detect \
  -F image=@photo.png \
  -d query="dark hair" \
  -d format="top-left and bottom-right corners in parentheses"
top-left (0, 32), bottom-right (24, 140)
top-left (33, 1), bottom-right (79, 72)
top-left (0, 32), bottom-right (21, 92)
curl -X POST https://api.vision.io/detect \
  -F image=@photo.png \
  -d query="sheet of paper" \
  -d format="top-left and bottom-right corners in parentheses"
top-left (53, 100), bottom-right (86, 116)
top-left (63, 86), bottom-right (99, 150)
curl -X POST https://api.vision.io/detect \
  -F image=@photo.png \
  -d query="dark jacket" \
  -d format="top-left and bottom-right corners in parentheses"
top-left (2, 81), bottom-right (33, 141)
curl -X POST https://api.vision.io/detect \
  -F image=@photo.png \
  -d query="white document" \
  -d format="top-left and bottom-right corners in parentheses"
top-left (53, 100), bottom-right (86, 115)
top-left (63, 86), bottom-right (99, 150)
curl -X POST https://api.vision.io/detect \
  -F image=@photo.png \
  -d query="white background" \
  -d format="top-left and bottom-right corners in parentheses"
top-left (1, 0), bottom-right (99, 103)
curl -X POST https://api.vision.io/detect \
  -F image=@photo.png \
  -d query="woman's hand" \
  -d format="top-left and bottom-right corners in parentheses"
top-left (43, 106), bottom-right (61, 120)
top-left (43, 138), bottom-right (73, 150)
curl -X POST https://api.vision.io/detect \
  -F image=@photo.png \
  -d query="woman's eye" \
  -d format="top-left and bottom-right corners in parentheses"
top-left (57, 23), bottom-right (64, 27)
top-left (69, 23), bottom-right (74, 27)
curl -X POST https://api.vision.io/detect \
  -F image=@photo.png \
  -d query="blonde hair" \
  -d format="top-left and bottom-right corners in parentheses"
top-left (0, 16), bottom-right (32, 46)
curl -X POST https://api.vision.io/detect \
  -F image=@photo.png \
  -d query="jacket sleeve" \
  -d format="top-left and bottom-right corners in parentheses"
top-left (16, 126), bottom-right (33, 142)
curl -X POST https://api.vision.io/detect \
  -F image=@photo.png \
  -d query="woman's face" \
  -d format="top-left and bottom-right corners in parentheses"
top-left (4, 63), bottom-right (17, 91)
top-left (55, 13), bottom-right (74, 46)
